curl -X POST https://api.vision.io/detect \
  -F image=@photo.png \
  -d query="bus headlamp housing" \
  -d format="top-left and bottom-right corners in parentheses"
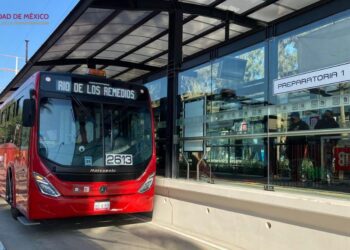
top-left (33, 172), bottom-right (61, 197)
top-left (138, 172), bottom-right (155, 193)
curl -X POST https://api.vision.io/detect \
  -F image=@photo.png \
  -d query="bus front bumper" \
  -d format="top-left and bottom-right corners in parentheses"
top-left (28, 191), bottom-right (154, 220)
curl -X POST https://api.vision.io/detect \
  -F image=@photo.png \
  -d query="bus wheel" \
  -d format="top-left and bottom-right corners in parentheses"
top-left (6, 173), bottom-right (20, 220)
top-left (5, 174), bottom-right (11, 204)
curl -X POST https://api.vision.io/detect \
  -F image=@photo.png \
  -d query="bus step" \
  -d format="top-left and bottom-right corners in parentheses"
top-left (17, 216), bottom-right (40, 226)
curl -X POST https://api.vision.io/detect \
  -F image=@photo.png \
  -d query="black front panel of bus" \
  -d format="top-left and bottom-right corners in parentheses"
top-left (39, 72), bottom-right (149, 102)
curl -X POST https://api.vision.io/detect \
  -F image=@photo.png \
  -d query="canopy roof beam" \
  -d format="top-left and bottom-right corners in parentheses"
top-left (35, 58), bottom-right (159, 71)
top-left (100, 0), bottom-right (226, 69)
top-left (90, 0), bottom-right (266, 28)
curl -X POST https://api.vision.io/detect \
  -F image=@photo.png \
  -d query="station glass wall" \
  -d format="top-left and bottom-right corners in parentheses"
top-left (177, 43), bottom-right (268, 183)
top-left (267, 10), bottom-right (350, 193)
top-left (147, 9), bottom-right (350, 195)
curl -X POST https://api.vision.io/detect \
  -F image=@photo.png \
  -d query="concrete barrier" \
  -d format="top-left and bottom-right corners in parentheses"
top-left (153, 177), bottom-right (350, 250)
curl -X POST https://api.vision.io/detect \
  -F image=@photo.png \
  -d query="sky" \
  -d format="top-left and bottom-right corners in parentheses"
top-left (0, 0), bottom-right (79, 91)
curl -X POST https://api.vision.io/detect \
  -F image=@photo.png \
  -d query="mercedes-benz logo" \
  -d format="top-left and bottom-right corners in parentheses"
top-left (99, 186), bottom-right (107, 194)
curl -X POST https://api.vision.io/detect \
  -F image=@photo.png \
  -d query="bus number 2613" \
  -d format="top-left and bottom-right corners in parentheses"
top-left (105, 154), bottom-right (133, 166)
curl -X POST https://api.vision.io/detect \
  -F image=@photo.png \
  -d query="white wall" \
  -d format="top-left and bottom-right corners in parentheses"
top-left (153, 177), bottom-right (350, 250)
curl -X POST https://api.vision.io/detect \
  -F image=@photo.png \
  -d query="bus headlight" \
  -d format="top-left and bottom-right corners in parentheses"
top-left (138, 172), bottom-right (155, 193)
top-left (33, 172), bottom-right (61, 197)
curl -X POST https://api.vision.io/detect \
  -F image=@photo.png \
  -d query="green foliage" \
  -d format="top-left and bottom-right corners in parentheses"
top-left (241, 158), bottom-right (264, 169)
top-left (238, 47), bottom-right (265, 82)
top-left (278, 37), bottom-right (298, 78)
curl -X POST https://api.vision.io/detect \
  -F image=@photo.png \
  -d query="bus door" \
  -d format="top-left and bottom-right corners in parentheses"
top-left (14, 99), bottom-right (31, 214)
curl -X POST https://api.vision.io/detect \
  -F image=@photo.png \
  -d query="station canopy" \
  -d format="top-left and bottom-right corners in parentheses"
top-left (1, 0), bottom-right (324, 103)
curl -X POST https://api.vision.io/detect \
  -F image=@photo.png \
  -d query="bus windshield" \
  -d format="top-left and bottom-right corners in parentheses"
top-left (39, 97), bottom-right (152, 168)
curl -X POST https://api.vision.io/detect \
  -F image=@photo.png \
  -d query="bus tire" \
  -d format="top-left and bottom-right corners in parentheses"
top-left (10, 206), bottom-right (20, 220)
top-left (6, 172), bottom-right (19, 220)
top-left (5, 173), bottom-right (11, 204)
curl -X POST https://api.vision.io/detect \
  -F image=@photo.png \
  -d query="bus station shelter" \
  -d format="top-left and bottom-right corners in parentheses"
top-left (2, 1), bottom-right (350, 249)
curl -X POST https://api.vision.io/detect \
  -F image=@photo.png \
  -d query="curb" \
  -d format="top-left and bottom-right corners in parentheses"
top-left (0, 241), bottom-right (5, 250)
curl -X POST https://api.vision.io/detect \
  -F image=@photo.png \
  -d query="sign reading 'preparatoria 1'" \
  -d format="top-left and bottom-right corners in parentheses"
top-left (273, 62), bottom-right (350, 95)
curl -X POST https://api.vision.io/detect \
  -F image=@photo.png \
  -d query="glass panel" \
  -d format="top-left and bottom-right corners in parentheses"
top-left (229, 30), bottom-right (241, 39)
top-left (145, 58), bottom-right (168, 67)
top-left (210, 45), bottom-right (266, 135)
top-left (269, 10), bottom-right (350, 194)
top-left (183, 33), bottom-right (195, 42)
top-left (131, 26), bottom-right (167, 38)
top-left (203, 29), bottom-right (225, 42)
top-left (76, 42), bottom-right (107, 51)
top-left (180, 0), bottom-right (216, 5)
top-left (134, 47), bottom-right (164, 57)
top-left (65, 25), bottom-right (99, 37)
top-left (67, 50), bottom-right (97, 59)
top-left (41, 52), bottom-right (69, 61)
top-left (229, 24), bottom-right (250, 33)
top-left (187, 37), bottom-right (221, 49)
top-left (177, 43), bottom-right (267, 183)
top-left (217, 0), bottom-right (264, 14)
top-left (159, 35), bottom-right (169, 42)
top-left (104, 66), bottom-right (128, 78)
top-left (123, 53), bottom-right (150, 63)
top-left (93, 24), bottom-right (131, 36)
top-left (51, 65), bottom-right (76, 72)
top-left (277, 0), bottom-right (320, 10)
top-left (73, 65), bottom-right (88, 74)
top-left (179, 62), bottom-right (211, 98)
top-left (272, 134), bottom-right (350, 193)
top-left (145, 78), bottom-right (168, 176)
top-left (84, 8), bottom-right (114, 20)
top-left (143, 12), bottom-right (169, 29)
top-left (105, 66), bottom-right (128, 72)
top-left (145, 39), bottom-right (168, 51)
top-left (106, 43), bottom-right (137, 52)
top-left (39, 98), bottom-right (152, 167)
top-left (248, 4), bottom-right (293, 22)
top-left (194, 16), bottom-right (221, 26)
top-left (86, 33), bottom-right (124, 44)
top-left (71, 8), bottom-right (114, 33)
top-left (95, 50), bottom-right (125, 59)
top-left (56, 35), bottom-right (86, 45)
top-left (116, 35), bottom-right (151, 46)
top-left (183, 45), bottom-right (202, 56)
top-left (183, 20), bottom-right (213, 35)
top-left (48, 43), bottom-right (76, 53)
top-left (109, 11), bottom-right (152, 24)
top-left (117, 69), bottom-right (149, 81)
top-left (39, 99), bottom-right (103, 167)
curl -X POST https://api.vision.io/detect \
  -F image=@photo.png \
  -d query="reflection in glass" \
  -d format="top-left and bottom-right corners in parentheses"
top-left (178, 44), bottom-right (267, 182)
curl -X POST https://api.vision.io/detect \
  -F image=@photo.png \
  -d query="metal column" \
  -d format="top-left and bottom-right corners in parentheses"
top-left (165, 8), bottom-right (182, 178)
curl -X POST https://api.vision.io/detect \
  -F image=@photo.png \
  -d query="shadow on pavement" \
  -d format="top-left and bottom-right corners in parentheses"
top-left (0, 199), bottom-right (211, 250)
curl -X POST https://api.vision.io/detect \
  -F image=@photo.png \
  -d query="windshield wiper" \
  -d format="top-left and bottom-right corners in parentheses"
top-left (71, 94), bottom-right (90, 117)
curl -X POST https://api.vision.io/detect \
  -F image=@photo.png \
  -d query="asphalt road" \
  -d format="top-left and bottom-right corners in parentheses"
top-left (0, 199), bottom-right (217, 250)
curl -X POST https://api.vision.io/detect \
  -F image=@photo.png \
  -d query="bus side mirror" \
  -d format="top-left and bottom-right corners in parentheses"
top-left (22, 99), bottom-right (36, 127)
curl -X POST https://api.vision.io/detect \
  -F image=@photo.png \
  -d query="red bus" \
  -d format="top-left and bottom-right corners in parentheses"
top-left (0, 71), bottom-right (156, 221)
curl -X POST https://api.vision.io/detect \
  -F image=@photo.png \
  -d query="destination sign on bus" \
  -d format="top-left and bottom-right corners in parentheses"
top-left (56, 80), bottom-right (136, 100)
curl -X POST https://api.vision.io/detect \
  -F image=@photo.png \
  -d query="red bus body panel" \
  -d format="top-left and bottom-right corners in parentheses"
top-left (0, 72), bottom-right (156, 220)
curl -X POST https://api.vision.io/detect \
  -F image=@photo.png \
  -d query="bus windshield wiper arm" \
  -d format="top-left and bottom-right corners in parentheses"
top-left (71, 94), bottom-right (89, 116)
